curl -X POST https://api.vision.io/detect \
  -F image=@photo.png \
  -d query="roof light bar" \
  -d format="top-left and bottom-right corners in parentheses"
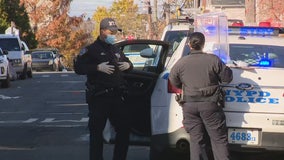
top-left (228, 26), bottom-right (279, 36)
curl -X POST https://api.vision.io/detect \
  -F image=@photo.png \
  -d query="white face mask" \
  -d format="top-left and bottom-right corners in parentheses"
top-left (105, 34), bottom-right (116, 44)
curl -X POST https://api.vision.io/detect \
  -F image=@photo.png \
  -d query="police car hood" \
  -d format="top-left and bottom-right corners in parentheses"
top-left (223, 66), bottom-right (284, 114)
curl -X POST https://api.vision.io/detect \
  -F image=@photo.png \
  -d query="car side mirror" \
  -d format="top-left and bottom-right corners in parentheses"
top-left (140, 48), bottom-right (156, 58)
top-left (21, 45), bottom-right (25, 51)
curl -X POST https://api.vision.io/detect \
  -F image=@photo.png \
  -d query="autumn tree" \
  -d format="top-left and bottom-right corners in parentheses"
top-left (257, 0), bottom-right (284, 26)
top-left (92, 7), bottom-right (111, 38)
top-left (22, 0), bottom-right (72, 48)
top-left (22, 0), bottom-right (93, 67)
top-left (92, 0), bottom-right (148, 40)
top-left (0, 0), bottom-right (9, 32)
top-left (0, 0), bottom-right (37, 48)
top-left (111, 0), bottom-right (147, 39)
top-left (21, 0), bottom-right (50, 33)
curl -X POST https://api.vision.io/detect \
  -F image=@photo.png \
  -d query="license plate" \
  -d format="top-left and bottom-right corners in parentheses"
top-left (228, 128), bottom-right (260, 145)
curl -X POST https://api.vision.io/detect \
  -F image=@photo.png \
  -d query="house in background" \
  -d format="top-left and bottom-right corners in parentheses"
top-left (201, 0), bottom-right (283, 27)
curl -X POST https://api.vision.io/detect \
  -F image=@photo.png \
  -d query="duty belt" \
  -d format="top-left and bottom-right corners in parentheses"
top-left (85, 82), bottom-right (127, 97)
top-left (93, 88), bottom-right (114, 96)
top-left (182, 95), bottom-right (219, 102)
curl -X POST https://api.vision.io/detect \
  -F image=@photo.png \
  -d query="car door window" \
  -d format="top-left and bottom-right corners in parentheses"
top-left (122, 43), bottom-right (165, 73)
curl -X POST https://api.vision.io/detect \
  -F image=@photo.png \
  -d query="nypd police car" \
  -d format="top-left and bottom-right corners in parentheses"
top-left (225, 26), bottom-right (284, 151)
top-left (101, 21), bottom-right (284, 160)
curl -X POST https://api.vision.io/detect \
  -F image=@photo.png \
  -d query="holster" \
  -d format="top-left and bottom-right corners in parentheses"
top-left (85, 82), bottom-right (108, 104)
top-left (175, 93), bottom-right (185, 106)
top-left (85, 82), bottom-right (129, 103)
top-left (118, 84), bottom-right (128, 98)
top-left (177, 87), bottom-right (225, 108)
top-left (216, 87), bottom-right (226, 108)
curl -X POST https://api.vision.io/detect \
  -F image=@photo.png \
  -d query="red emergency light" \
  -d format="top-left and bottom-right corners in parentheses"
top-left (231, 22), bottom-right (244, 27)
top-left (259, 22), bottom-right (271, 27)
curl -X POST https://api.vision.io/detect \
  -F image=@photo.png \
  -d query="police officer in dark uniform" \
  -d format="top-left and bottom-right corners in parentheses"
top-left (169, 32), bottom-right (233, 160)
top-left (74, 18), bottom-right (133, 160)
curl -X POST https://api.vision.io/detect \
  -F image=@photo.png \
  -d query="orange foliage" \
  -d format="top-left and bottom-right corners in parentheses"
top-left (21, 0), bottom-right (93, 67)
top-left (257, 0), bottom-right (284, 26)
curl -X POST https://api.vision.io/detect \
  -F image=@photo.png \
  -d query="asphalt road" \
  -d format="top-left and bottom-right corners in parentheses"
top-left (0, 71), bottom-right (283, 160)
top-left (0, 71), bottom-right (148, 160)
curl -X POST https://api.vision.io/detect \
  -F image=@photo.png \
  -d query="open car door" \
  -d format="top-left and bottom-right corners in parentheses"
top-left (103, 39), bottom-right (170, 145)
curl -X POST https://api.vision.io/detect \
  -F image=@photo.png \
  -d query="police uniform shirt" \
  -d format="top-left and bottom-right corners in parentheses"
top-left (78, 37), bottom-right (133, 88)
top-left (169, 50), bottom-right (233, 97)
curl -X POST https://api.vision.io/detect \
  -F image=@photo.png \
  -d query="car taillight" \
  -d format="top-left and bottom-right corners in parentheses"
top-left (168, 80), bottom-right (182, 93)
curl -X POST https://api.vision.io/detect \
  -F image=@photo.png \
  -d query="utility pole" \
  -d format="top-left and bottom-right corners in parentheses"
top-left (164, 0), bottom-right (171, 25)
top-left (146, 0), bottom-right (153, 39)
top-left (153, 0), bottom-right (158, 22)
top-left (245, 0), bottom-right (256, 25)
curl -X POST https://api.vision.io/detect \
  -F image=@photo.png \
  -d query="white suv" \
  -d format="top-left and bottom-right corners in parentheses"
top-left (0, 48), bottom-right (12, 88)
top-left (0, 34), bottom-right (32, 79)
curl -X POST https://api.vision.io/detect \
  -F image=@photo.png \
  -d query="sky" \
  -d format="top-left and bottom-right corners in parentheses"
top-left (69, 0), bottom-right (143, 19)
top-left (69, 0), bottom-right (114, 18)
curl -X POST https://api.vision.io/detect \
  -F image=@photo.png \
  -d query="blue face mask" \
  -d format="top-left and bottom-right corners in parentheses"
top-left (105, 35), bottom-right (116, 44)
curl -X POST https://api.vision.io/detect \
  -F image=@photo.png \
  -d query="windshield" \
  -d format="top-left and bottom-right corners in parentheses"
top-left (230, 44), bottom-right (284, 68)
top-left (32, 52), bottom-right (53, 59)
top-left (163, 30), bottom-right (189, 56)
top-left (163, 30), bottom-right (189, 43)
top-left (0, 38), bottom-right (21, 51)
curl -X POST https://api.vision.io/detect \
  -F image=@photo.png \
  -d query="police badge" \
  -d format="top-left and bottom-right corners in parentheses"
top-left (115, 53), bottom-right (121, 60)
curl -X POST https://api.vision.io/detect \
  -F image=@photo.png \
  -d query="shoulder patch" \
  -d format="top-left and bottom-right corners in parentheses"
top-left (79, 48), bottom-right (88, 56)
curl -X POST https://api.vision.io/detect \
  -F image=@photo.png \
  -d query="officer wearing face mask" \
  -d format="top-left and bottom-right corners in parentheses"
top-left (74, 18), bottom-right (133, 160)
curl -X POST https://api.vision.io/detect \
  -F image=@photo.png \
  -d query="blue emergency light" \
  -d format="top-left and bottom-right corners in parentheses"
top-left (258, 59), bottom-right (272, 67)
top-left (205, 25), bottom-right (217, 35)
top-left (228, 27), bottom-right (279, 36)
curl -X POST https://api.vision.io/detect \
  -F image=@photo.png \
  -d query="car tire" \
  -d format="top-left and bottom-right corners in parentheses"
top-left (1, 72), bottom-right (11, 88)
top-left (19, 65), bottom-right (27, 80)
top-left (27, 68), bottom-right (33, 78)
top-left (52, 63), bottom-right (58, 71)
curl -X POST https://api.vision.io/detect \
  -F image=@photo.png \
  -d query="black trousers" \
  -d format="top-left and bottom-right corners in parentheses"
top-left (88, 95), bottom-right (130, 160)
top-left (182, 102), bottom-right (231, 160)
